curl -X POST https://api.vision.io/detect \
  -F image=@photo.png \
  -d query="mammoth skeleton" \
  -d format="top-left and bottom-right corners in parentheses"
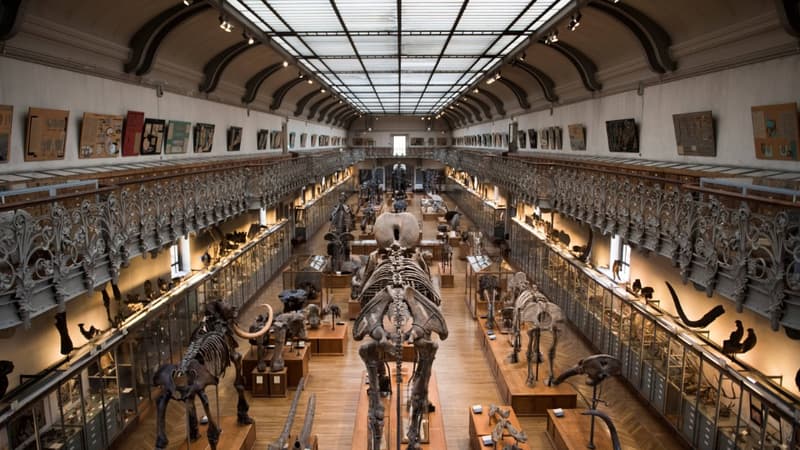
top-left (353, 212), bottom-right (448, 450)
top-left (152, 300), bottom-right (273, 450)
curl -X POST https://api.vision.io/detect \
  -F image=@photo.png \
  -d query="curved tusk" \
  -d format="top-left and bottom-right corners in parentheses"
top-left (233, 304), bottom-right (274, 340)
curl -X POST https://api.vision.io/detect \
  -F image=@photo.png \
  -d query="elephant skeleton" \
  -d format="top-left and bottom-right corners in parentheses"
top-left (152, 300), bottom-right (273, 450)
top-left (511, 286), bottom-right (563, 387)
top-left (353, 212), bottom-right (448, 450)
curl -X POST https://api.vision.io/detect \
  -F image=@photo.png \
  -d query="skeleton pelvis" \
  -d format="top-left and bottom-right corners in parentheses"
top-left (374, 212), bottom-right (420, 249)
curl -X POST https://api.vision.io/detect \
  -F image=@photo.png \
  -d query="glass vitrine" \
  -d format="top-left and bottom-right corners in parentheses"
top-left (86, 350), bottom-right (121, 448)
top-left (114, 342), bottom-right (140, 429)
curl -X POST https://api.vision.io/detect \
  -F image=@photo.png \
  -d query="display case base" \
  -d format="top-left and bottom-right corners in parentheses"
top-left (251, 367), bottom-right (269, 397)
top-left (477, 319), bottom-right (577, 416)
top-left (306, 323), bottom-right (348, 355)
top-left (243, 345), bottom-right (309, 390)
top-left (348, 300), bottom-right (361, 320)
top-left (352, 368), bottom-right (446, 450)
top-left (325, 273), bottom-right (353, 288)
top-left (546, 409), bottom-right (614, 450)
top-left (188, 416), bottom-right (255, 450)
top-left (468, 404), bottom-right (531, 450)
top-left (266, 368), bottom-right (288, 398)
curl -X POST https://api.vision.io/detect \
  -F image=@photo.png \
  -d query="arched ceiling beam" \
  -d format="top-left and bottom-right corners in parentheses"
top-left (333, 108), bottom-right (354, 127)
top-left (776, 0), bottom-right (800, 37)
top-left (199, 40), bottom-right (254, 93)
top-left (0, 0), bottom-right (28, 41)
top-left (307, 95), bottom-right (334, 120)
top-left (440, 115), bottom-right (455, 131)
top-left (458, 100), bottom-right (483, 122)
top-left (344, 114), bottom-right (360, 129)
top-left (440, 110), bottom-right (460, 128)
top-left (294, 90), bottom-right (322, 117)
top-left (510, 60), bottom-right (558, 103)
top-left (270, 78), bottom-right (306, 110)
top-left (316, 98), bottom-right (339, 121)
top-left (444, 108), bottom-right (466, 127)
top-left (125, 2), bottom-right (210, 76)
top-left (453, 104), bottom-right (474, 123)
top-left (539, 40), bottom-right (602, 92)
top-left (242, 63), bottom-right (284, 104)
top-left (476, 89), bottom-right (506, 117)
top-left (588, 0), bottom-right (676, 74)
top-left (339, 111), bottom-right (359, 128)
top-left (497, 77), bottom-right (531, 110)
top-left (326, 104), bottom-right (349, 124)
top-left (464, 94), bottom-right (492, 120)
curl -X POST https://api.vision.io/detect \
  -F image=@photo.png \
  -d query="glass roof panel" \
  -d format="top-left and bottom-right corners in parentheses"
top-left (236, 0), bottom-right (571, 114)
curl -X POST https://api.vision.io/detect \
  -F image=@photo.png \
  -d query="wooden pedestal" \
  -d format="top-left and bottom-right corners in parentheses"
top-left (267, 369), bottom-right (288, 398)
top-left (348, 300), bottom-right (361, 320)
top-left (352, 368), bottom-right (446, 450)
top-left (251, 367), bottom-right (269, 397)
top-left (243, 345), bottom-right (309, 390)
top-left (437, 263), bottom-right (454, 288)
top-left (546, 409), bottom-right (614, 450)
top-left (186, 416), bottom-right (255, 450)
top-left (476, 319), bottom-right (577, 416)
top-left (468, 405), bottom-right (531, 450)
top-left (306, 323), bottom-right (348, 355)
top-left (325, 273), bottom-right (353, 288)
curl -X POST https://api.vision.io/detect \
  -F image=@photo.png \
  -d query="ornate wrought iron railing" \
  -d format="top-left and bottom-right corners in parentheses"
top-left (0, 149), bottom-right (364, 330)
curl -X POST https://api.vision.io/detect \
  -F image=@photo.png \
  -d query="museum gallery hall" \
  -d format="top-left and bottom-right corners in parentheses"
top-left (0, 1), bottom-right (799, 449)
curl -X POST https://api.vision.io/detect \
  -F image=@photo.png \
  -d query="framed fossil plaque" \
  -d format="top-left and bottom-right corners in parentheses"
top-left (193, 123), bottom-right (214, 153)
top-left (437, 137), bottom-right (447, 146)
top-left (26, 107), bottom-right (69, 161)
top-left (289, 132), bottom-right (296, 149)
top-left (257, 129), bottom-right (269, 150)
top-left (751, 103), bottom-right (798, 160)
top-left (673, 111), bottom-right (715, 157)
top-left (122, 111), bottom-right (144, 156)
top-left (164, 120), bottom-right (191, 154)
top-left (554, 126), bottom-right (563, 150)
top-left (227, 126), bottom-right (242, 151)
top-left (606, 118), bottom-right (639, 153)
top-left (79, 112), bottom-right (123, 158)
top-left (517, 130), bottom-right (526, 149)
top-left (141, 118), bottom-right (165, 155)
top-left (271, 130), bottom-right (282, 149)
top-left (310, 134), bottom-right (317, 147)
top-left (0, 105), bottom-right (11, 163)
top-left (528, 129), bottom-right (537, 149)
top-left (540, 128), bottom-right (549, 149)
top-left (301, 133), bottom-right (308, 147)
top-left (410, 137), bottom-right (425, 146)
top-left (568, 124), bottom-right (586, 150)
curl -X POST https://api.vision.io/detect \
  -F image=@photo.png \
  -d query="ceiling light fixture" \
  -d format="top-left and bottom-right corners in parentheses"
top-left (282, 61), bottom-right (289, 68)
top-left (298, 72), bottom-right (304, 79)
top-left (243, 32), bottom-right (254, 45)
top-left (519, 52), bottom-right (526, 61)
top-left (567, 12), bottom-right (582, 31)
top-left (183, 0), bottom-right (192, 5)
top-left (321, 88), bottom-right (326, 93)
top-left (544, 30), bottom-right (559, 44)
top-left (473, 88), bottom-right (479, 94)
top-left (218, 16), bottom-right (233, 32)
top-left (307, 79), bottom-right (313, 85)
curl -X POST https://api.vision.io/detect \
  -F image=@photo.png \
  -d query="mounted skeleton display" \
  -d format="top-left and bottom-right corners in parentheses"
top-left (326, 192), bottom-right (355, 273)
top-left (510, 276), bottom-right (564, 387)
top-left (352, 212), bottom-right (448, 450)
top-left (152, 300), bottom-right (273, 450)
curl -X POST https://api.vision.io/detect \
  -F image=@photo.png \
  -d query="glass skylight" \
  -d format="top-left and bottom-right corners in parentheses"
top-left (229, 0), bottom-right (570, 115)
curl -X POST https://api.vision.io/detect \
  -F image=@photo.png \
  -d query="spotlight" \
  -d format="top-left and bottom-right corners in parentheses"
top-left (320, 88), bottom-right (326, 93)
top-left (183, 0), bottom-right (192, 5)
top-left (495, 72), bottom-right (501, 80)
top-left (244, 32), bottom-right (255, 45)
top-left (298, 72), bottom-right (304, 79)
top-left (283, 61), bottom-right (289, 68)
top-left (544, 30), bottom-right (559, 44)
top-left (473, 88), bottom-right (479, 94)
top-left (567, 12), bottom-right (582, 31)
top-left (219, 16), bottom-right (233, 32)
top-left (519, 52), bottom-right (526, 61)
top-left (307, 79), bottom-right (313, 84)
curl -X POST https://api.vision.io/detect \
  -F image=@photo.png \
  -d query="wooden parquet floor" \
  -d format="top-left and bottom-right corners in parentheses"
top-left (113, 193), bottom-right (686, 450)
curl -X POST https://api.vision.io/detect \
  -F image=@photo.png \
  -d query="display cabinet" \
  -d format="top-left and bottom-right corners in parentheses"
top-left (0, 220), bottom-right (293, 450)
top-left (464, 255), bottom-right (515, 320)
top-left (447, 180), bottom-right (506, 240)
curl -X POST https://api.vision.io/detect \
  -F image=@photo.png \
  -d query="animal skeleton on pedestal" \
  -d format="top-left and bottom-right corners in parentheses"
top-left (511, 284), bottom-right (563, 386)
top-left (152, 301), bottom-right (273, 450)
top-left (353, 212), bottom-right (448, 450)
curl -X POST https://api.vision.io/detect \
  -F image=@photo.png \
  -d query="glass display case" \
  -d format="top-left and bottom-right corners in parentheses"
top-left (447, 180), bottom-right (506, 240)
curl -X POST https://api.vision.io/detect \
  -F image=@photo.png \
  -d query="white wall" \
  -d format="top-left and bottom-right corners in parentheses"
top-left (455, 54), bottom-right (800, 171)
top-left (0, 57), bottom-right (346, 172)
top-left (287, 118), bottom-right (347, 151)
top-left (347, 116), bottom-right (451, 148)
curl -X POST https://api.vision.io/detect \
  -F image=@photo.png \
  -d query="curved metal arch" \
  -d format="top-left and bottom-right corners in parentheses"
top-left (776, 0), bottom-right (800, 37)
top-left (339, 111), bottom-right (359, 128)
top-left (125, 2), bottom-right (211, 76)
top-left (453, 103), bottom-right (475, 123)
top-left (443, 108), bottom-right (466, 127)
top-left (343, 113), bottom-right (361, 129)
top-left (440, 110), bottom-right (460, 128)
top-left (463, 95), bottom-right (492, 120)
top-left (294, 90), bottom-right (322, 116)
top-left (0, 0), bottom-right (28, 41)
top-left (458, 100), bottom-right (483, 122)
top-left (270, 78), bottom-right (306, 110)
top-left (199, 41), bottom-right (253, 93)
top-left (439, 114), bottom-right (455, 131)
top-left (510, 60), bottom-right (558, 103)
top-left (333, 108), bottom-right (355, 127)
top-left (588, 0), bottom-right (676, 74)
top-left (476, 89), bottom-right (506, 117)
top-left (326, 103), bottom-right (349, 124)
top-left (316, 98), bottom-right (339, 121)
top-left (307, 95), bottom-right (334, 120)
top-left (242, 63), bottom-right (285, 104)
top-left (539, 40), bottom-right (602, 92)
top-left (497, 77), bottom-right (531, 110)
